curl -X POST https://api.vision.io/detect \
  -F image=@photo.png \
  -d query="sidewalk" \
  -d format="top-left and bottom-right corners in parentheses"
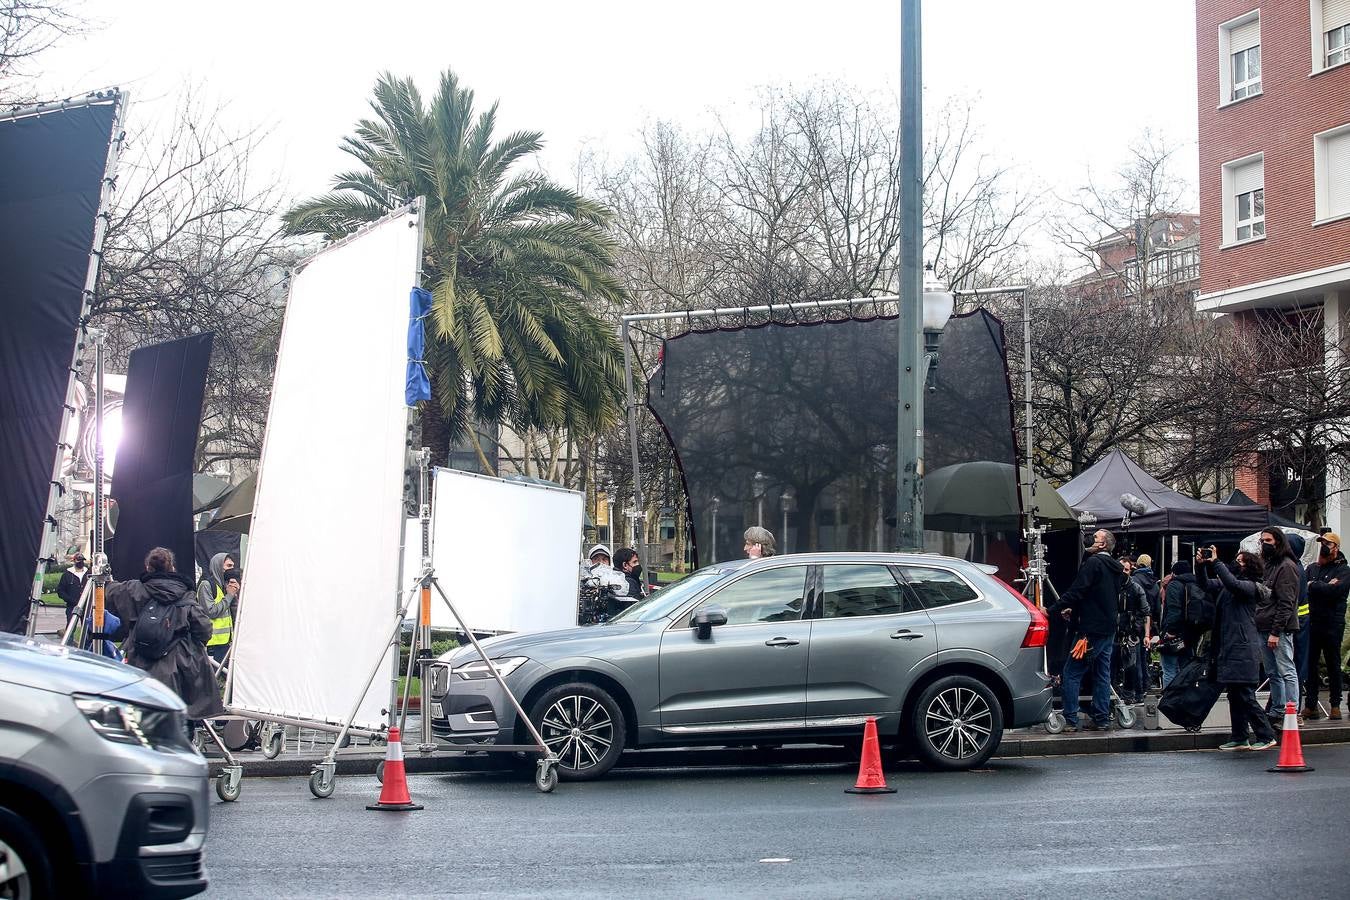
top-left (214, 709), bottom-right (1350, 778)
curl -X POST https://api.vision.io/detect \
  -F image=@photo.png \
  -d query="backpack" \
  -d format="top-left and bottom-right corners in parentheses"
top-left (131, 593), bottom-right (191, 661)
top-left (1117, 583), bottom-right (1145, 636)
top-left (1182, 581), bottom-right (1215, 630)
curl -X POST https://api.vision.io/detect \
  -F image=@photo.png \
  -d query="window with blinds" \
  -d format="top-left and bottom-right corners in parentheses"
top-left (1315, 126), bottom-right (1350, 221)
top-left (1220, 12), bottom-right (1262, 103)
top-left (1314, 0), bottom-right (1350, 69)
top-left (1222, 155), bottom-right (1266, 244)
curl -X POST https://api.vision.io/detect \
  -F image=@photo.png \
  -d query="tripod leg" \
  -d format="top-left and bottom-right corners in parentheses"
top-left (200, 719), bottom-right (243, 802)
top-left (429, 579), bottom-right (555, 760)
top-left (60, 578), bottom-right (94, 647)
top-left (398, 621), bottom-right (419, 735)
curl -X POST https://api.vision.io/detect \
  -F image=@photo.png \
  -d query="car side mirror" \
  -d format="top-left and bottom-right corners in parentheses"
top-left (691, 605), bottom-right (728, 640)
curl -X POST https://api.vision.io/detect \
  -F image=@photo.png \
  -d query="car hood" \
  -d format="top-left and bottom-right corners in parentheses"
top-left (442, 622), bottom-right (645, 663)
top-left (0, 633), bottom-right (144, 695)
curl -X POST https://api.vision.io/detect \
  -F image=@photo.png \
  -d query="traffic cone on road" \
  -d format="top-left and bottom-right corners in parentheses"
top-left (845, 717), bottom-right (896, 794)
top-left (366, 726), bottom-right (424, 810)
top-left (1268, 702), bottom-right (1314, 774)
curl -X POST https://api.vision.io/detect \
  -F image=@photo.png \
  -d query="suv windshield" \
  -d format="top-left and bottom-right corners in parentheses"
top-left (608, 567), bottom-right (728, 623)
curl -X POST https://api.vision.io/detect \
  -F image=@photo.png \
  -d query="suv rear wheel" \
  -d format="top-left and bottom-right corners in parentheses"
top-left (0, 805), bottom-right (54, 900)
top-left (529, 682), bottom-right (626, 781)
top-left (909, 675), bottom-right (1003, 771)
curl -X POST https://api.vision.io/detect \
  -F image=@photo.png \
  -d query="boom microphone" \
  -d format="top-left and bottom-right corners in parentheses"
top-left (1120, 493), bottom-right (1147, 516)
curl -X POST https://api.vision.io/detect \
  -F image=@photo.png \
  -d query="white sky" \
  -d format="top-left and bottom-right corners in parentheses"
top-left (40, 1), bottom-right (1199, 215)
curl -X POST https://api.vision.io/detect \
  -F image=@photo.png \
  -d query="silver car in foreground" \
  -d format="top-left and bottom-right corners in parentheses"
top-left (430, 552), bottom-right (1052, 780)
top-left (0, 634), bottom-right (209, 899)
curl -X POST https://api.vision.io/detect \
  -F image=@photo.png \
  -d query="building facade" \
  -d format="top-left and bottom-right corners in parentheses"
top-left (1196, 0), bottom-right (1350, 530)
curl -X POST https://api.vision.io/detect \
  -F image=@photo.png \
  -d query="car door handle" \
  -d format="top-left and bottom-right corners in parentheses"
top-left (764, 637), bottom-right (800, 647)
top-left (890, 630), bottom-right (925, 640)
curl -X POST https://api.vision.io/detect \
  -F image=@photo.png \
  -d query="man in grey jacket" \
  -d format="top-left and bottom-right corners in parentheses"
top-left (1258, 527), bottom-right (1302, 723)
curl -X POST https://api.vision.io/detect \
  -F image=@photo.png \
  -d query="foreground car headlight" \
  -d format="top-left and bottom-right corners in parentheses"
top-left (452, 656), bottom-right (529, 681)
top-left (73, 694), bottom-right (193, 753)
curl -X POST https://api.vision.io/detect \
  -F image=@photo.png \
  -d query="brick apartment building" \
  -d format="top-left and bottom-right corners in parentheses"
top-left (1195, 0), bottom-right (1350, 530)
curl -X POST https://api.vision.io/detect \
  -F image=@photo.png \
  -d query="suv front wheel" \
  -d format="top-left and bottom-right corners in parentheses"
top-left (0, 804), bottom-right (55, 899)
top-left (909, 675), bottom-right (1003, 771)
top-left (529, 682), bottom-right (627, 781)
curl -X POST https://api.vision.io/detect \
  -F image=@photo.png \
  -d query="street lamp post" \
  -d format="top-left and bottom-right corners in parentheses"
top-left (896, 0), bottom-right (925, 551)
top-left (753, 471), bottom-right (767, 526)
top-left (780, 488), bottom-right (794, 554)
top-left (709, 496), bottom-right (720, 564)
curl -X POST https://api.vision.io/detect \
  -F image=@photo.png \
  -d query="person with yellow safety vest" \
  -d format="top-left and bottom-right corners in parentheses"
top-left (196, 552), bottom-right (237, 664)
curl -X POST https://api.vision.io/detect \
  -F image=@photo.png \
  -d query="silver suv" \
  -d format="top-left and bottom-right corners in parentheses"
top-left (429, 552), bottom-right (1052, 780)
top-left (0, 634), bottom-right (209, 899)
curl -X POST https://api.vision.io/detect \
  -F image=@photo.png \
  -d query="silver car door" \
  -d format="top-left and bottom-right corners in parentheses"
top-left (658, 564), bottom-right (812, 731)
top-left (806, 563), bottom-right (936, 726)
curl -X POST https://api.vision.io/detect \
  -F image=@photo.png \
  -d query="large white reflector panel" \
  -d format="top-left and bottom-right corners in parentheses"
top-left (231, 206), bottom-right (420, 730)
top-left (424, 469), bottom-right (584, 633)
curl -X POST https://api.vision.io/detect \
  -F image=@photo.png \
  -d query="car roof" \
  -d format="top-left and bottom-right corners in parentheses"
top-left (726, 551), bottom-right (995, 574)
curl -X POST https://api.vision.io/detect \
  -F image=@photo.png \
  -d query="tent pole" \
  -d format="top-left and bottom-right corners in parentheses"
top-left (621, 321), bottom-right (648, 575)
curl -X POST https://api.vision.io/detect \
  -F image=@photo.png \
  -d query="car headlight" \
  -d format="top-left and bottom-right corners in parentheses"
top-left (73, 694), bottom-right (193, 753)
top-left (451, 656), bottom-right (529, 681)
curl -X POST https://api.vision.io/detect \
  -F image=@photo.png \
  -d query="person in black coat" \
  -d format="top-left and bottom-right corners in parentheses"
top-left (56, 552), bottom-right (91, 621)
top-left (1048, 529), bottom-right (1125, 730)
top-left (1305, 532), bottom-right (1350, 719)
top-left (1199, 547), bottom-right (1276, 750)
top-left (1157, 561), bottom-right (1206, 688)
top-left (613, 547), bottom-right (647, 602)
top-left (106, 546), bottom-right (225, 720)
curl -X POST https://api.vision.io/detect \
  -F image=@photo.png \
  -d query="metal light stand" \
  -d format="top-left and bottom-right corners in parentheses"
top-left (306, 449), bottom-right (560, 798)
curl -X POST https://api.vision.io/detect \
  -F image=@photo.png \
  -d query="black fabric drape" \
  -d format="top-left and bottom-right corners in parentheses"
top-left (646, 310), bottom-right (1019, 566)
top-left (109, 334), bottom-right (214, 580)
top-left (0, 100), bottom-right (118, 633)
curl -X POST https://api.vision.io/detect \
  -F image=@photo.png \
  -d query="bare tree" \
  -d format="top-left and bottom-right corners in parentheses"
top-left (90, 91), bottom-right (299, 476)
top-left (0, 0), bottom-right (86, 102)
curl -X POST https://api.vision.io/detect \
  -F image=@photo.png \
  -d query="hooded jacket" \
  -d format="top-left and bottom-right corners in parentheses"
top-left (1306, 551), bottom-right (1350, 629)
top-left (197, 552), bottom-right (232, 618)
top-left (1050, 551), bottom-right (1125, 636)
top-left (1258, 552), bottom-right (1301, 635)
top-left (108, 570), bottom-right (225, 719)
top-left (1131, 565), bottom-right (1160, 625)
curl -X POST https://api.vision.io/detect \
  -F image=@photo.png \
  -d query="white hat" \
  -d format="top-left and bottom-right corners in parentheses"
top-left (588, 544), bottom-right (612, 561)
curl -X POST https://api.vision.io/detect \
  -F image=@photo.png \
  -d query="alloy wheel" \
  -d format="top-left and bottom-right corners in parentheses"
top-left (540, 693), bottom-right (615, 772)
top-left (924, 686), bottom-right (993, 761)
top-left (0, 839), bottom-right (32, 900)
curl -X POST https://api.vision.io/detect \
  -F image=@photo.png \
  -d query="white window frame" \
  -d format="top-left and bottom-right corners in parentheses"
top-left (1314, 123), bottom-right (1350, 224)
top-left (1219, 10), bottom-right (1263, 105)
top-left (1232, 45), bottom-right (1263, 99)
top-left (1221, 152), bottom-right (1266, 247)
top-left (1235, 188), bottom-right (1266, 241)
top-left (1313, 0), bottom-right (1350, 73)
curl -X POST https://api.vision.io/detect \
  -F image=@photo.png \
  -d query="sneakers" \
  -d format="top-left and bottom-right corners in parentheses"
top-left (1218, 740), bottom-right (1247, 751)
top-left (1330, 706), bottom-right (1342, 720)
top-left (1303, 705), bottom-right (1322, 720)
top-left (1246, 738), bottom-right (1278, 751)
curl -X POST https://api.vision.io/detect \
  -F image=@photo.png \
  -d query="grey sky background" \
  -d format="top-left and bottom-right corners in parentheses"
top-left (41, 1), bottom-right (1199, 229)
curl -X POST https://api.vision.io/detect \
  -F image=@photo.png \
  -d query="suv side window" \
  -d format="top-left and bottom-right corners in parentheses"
top-left (699, 566), bottom-right (809, 626)
top-left (820, 564), bottom-right (922, 618)
top-left (896, 566), bottom-right (979, 608)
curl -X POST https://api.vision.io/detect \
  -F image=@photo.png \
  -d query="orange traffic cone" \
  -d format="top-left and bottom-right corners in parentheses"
top-left (1268, 702), bottom-right (1314, 773)
top-left (367, 726), bottom-right (424, 810)
top-left (845, 717), bottom-right (896, 794)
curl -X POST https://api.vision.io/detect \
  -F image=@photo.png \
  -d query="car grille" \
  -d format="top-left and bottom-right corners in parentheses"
top-left (143, 850), bottom-right (206, 884)
top-left (429, 663), bottom-right (450, 697)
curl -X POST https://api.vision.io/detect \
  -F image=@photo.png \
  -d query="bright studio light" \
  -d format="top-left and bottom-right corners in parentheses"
top-left (103, 406), bottom-right (124, 474)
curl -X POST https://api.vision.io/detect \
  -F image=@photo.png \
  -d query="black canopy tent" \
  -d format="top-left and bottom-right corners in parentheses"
top-left (1057, 449), bottom-right (1273, 533)
top-left (1222, 488), bottom-right (1308, 531)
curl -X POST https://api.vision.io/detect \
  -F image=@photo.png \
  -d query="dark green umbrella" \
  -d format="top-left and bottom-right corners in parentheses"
top-left (925, 461), bottom-right (1077, 532)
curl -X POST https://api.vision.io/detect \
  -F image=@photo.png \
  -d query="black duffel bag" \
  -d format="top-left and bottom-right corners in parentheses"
top-left (1158, 657), bottom-right (1221, 731)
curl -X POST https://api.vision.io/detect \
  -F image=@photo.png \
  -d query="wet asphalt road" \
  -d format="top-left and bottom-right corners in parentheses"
top-left (203, 743), bottom-right (1350, 898)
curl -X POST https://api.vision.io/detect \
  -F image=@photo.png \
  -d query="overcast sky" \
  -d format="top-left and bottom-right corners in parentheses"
top-left (39, 1), bottom-right (1199, 214)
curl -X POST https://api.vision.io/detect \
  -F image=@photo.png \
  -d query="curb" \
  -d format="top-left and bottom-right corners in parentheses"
top-left (216, 724), bottom-right (1350, 778)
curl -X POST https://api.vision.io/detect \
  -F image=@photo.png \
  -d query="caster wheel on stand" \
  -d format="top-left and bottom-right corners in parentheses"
top-left (376, 760), bottom-right (386, 784)
top-left (1044, 710), bottom-right (1066, 734)
top-left (1115, 704), bottom-right (1138, 730)
top-left (262, 728), bottom-right (283, 759)
top-left (308, 768), bottom-right (336, 799)
top-left (535, 762), bottom-right (558, 793)
top-left (215, 771), bottom-right (241, 802)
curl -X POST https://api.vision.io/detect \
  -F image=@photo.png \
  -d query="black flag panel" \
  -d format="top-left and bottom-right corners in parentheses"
top-left (0, 100), bottom-right (118, 632)
top-left (646, 310), bottom-right (1019, 565)
top-left (109, 334), bottom-right (215, 580)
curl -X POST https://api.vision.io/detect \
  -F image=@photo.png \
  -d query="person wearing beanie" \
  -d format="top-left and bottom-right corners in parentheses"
top-left (1305, 532), bottom-right (1349, 720)
top-left (1128, 554), bottom-right (1159, 699)
top-left (743, 526), bottom-right (776, 559)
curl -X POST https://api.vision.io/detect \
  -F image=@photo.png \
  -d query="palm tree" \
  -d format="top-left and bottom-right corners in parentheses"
top-left (283, 69), bottom-right (627, 471)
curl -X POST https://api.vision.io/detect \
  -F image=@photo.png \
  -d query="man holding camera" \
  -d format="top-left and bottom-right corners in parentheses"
top-left (1049, 529), bottom-right (1126, 731)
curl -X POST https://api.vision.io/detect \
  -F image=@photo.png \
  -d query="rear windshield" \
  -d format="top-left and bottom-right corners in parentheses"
top-left (608, 568), bottom-right (726, 623)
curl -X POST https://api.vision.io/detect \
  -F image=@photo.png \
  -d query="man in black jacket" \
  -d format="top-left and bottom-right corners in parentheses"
top-left (1049, 529), bottom-right (1125, 731)
top-left (56, 552), bottom-right (90, 622)
top-left (1304, 532), bottom-right (1349, 720)
top-left (613, 547), bottom-right (646, 601)
top-left (1258, 528), bottom-right (1302, 722)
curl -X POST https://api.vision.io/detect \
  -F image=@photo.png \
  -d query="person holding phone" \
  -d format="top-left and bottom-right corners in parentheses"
top-left (1196, 546), bottom-right (1277, 751)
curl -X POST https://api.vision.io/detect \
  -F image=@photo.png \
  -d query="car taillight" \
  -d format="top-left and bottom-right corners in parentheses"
top-left (997, 579), bottom-right (1049, 649)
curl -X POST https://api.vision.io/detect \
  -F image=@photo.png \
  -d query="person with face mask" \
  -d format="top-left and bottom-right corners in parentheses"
top-left (1304, 532), bottom-right (1349, 720)
top-left (1197, 547), bottom-right (1278, 751)
top-left (1047, 529), bottom-right (1125, 731)
top-left (1257, 527), bottom-right (1302, 724)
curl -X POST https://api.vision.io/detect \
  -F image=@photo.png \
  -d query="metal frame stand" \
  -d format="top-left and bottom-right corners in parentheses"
top-left (24, 91), bottom-right (128, 638)
top-left (305, 449), bottom-right (560, 798)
